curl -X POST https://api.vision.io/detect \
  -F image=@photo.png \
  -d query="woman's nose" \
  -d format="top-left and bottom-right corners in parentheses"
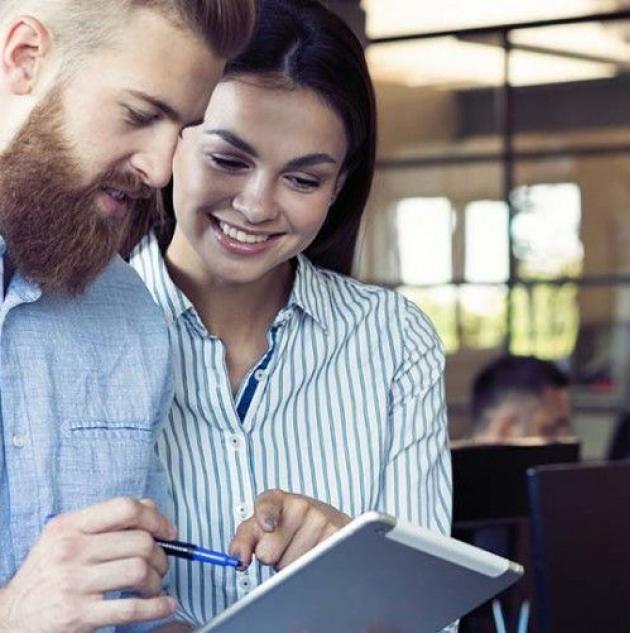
top-left (232, 178), bottom-right (279, 224)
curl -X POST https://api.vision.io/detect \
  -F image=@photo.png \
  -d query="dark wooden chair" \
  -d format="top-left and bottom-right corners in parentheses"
top-left (527, 460), bottom-right (630, 633)
top-left (451, 440), bottom-right (580, 633)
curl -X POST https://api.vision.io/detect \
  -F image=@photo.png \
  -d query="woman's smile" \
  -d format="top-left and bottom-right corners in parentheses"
top-left (207, 214), bottom-right (282, 256)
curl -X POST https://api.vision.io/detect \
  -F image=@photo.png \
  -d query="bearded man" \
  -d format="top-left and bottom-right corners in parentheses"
top-left (0, 1), bottom-right (254, 631)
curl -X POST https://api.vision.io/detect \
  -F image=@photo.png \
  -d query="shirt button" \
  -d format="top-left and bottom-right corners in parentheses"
top-left (12, 434), bottom-right (26, 449)
top-left (254, 368), bottom-right (266, 382)
top-left (236, 503), bottom-right (248, 518)
top-left (230, 434), bottom-right (241, 450)
top-left (238, 575), bottom-right (252, 591)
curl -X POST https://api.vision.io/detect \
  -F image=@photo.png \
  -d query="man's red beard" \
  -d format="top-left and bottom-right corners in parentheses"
top-left (0, 86), bottom-right (149, 295)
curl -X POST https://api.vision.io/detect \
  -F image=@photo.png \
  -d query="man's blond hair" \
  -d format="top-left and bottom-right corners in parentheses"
top-left (0, 0), bottom-right (255, 63)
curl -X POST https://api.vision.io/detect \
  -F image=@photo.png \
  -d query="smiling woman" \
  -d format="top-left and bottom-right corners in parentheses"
top-left (166, 79), bottom-right (348, 288)
top-left (129, 0), bottom-right (453, 629)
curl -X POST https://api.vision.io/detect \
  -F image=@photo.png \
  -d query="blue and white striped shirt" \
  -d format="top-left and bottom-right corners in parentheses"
top-left (131, 233), bottom-right (453, 626)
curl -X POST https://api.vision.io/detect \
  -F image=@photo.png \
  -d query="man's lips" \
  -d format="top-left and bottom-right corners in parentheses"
top-left (98, 188), bottom-right (137, 221)
top-left (101, 185), bottom-right (151, 201)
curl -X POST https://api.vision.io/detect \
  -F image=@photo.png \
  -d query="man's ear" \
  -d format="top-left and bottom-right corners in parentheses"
top-left (2, 16), bottom-right (53, 95)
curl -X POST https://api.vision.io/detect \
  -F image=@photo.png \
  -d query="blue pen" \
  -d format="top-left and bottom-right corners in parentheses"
top-left (155, 538), bottom-right (241, 568)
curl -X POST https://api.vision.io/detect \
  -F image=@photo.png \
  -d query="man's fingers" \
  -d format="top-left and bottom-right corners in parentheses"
top-left (82, 558), bottom-right (164, 597)
top-left (86, 530), bottom-right (169, 575)
top-left (85, 594), bottom-right (177, 628)
top-left (147, 541), bottom-right (169, 578)
top-left (56, 498), bottom-right (177, 540)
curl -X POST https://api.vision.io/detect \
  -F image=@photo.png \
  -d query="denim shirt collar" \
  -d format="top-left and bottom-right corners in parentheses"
top-left (0, 233), bottom-right (42, 309)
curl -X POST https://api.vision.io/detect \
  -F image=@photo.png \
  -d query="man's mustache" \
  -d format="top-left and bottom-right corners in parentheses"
top-left (99, 171), bottom-right (153, 200)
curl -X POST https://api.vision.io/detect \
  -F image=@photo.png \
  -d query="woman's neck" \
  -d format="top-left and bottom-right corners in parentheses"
top-left (164, 245), bottom-right (293, 343)
top-left (163, 230), bottom-right (296, 392)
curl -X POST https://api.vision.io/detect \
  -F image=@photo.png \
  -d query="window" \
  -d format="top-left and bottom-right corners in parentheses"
top-left (394, 197), bottom-right (458, 352)
top-left (393, 184), bottom-right (583, 357)
top-left (511, 183), bottom-right (583, 358)
top-left (396, 197), bottom-right (453, 285)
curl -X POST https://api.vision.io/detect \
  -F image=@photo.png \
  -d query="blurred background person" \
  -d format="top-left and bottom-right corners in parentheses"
top-left (470, 355), bottom-right (572, 443)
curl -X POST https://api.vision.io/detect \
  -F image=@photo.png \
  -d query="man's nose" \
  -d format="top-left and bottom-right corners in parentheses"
top-left (129, 132), bottom-right (178, 189)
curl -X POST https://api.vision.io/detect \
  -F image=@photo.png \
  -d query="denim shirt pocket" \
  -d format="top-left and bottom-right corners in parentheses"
top-left (57, 415), bottom-right (157, 509)
top-left (66, 417), bottom-right (155, 442)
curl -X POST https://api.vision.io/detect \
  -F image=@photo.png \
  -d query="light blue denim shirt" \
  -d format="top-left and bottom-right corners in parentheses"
top-left (0, 236), bottom-right (174, 633)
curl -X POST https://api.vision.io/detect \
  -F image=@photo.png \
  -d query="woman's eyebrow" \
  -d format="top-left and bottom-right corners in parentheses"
top-left (205, 129), bottom-right (257, 156)
top-left (205, 129), bottom-right (338, 169)
top-left (285, 154), bottom-right (338, 169)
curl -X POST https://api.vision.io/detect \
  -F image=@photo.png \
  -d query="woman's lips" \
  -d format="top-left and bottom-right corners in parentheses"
top-left (210, 215), bottom-right (281, 255)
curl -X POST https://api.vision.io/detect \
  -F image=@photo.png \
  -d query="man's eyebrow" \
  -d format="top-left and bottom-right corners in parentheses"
top-left (125, 90), bottom-right (182, 123)
top-left (205, 129), bottom-right (338, 169)
top-left (205, 129), bottom-right (258, 157)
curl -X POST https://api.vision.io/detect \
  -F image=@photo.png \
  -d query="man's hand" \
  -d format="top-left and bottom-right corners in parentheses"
top-left (229, 490), bottom-right (350, 571)
top-left (0, 497), bottom-right (178, 633)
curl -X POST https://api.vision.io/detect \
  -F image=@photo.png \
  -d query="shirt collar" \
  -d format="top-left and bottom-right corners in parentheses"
top-left (0, 233), bottom-right (42, 304)
top-left (130, 232), bottom-right (193, 326)
top-left (286, 254), bottom-right (332, 332)
top-left (130, 235), bottom-right (333, 331)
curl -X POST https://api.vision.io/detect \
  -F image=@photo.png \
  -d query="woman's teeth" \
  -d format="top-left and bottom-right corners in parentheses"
top-left (219, 221), bottom-right (270, 244)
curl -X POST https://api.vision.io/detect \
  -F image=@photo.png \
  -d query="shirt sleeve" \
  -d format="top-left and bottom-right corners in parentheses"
top-left (378, 299), bottom-right (457, 633)
top-left (378, 298), bottom-right (452, 533)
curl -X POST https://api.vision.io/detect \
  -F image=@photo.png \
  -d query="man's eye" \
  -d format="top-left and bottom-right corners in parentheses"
top-left (126, 107), bottom-right (158, 126)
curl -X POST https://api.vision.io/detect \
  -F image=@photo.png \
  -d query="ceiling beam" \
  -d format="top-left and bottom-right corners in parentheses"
top-left (369, 8), bottom-right (630, 45)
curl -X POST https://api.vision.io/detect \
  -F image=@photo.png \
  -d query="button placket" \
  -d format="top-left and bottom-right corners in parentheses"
top-left (238, 574), bottom-right (252, 591)
top-left (236, 564), bottom-right (255, 595)
top-left (224, 429), bottom-right (256, 598)
top-left (235, 502), bottom-right (250, 519)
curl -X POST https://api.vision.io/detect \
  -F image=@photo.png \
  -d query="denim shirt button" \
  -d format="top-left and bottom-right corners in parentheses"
top-left (12, 434), bottom-right (26, 449)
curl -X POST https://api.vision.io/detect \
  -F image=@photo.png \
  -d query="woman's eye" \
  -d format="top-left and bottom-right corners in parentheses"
top-left (208, 155), bottom-right (248, 171)
top-left (286, 175), bottom-right (321, 191)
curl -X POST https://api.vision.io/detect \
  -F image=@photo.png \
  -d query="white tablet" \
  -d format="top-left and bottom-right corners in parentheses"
top-left (196, 511), bottom-right (523, 633)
